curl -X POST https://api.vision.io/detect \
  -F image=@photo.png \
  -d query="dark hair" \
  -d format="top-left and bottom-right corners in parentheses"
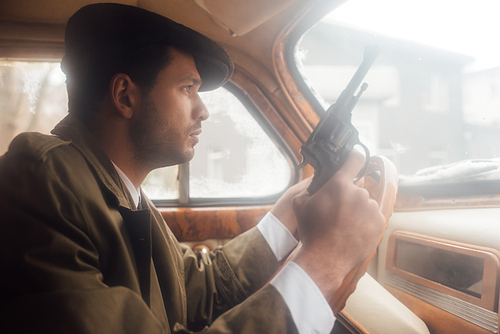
top-left (67, 43), bottom-right (172, 121)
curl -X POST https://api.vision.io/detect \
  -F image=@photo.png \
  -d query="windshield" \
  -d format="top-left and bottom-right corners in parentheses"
top-left (297, 0), bottom-right (500, 181)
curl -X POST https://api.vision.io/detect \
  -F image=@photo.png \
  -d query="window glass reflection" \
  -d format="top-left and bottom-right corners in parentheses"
top-left (189, 88), bottom-right (291, 198)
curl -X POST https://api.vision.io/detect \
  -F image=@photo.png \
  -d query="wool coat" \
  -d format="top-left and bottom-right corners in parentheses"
top-left (0, 114), bottom-right (298, 333)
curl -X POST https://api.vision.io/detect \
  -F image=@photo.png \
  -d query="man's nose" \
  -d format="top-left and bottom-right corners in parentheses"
top-left (195, 95), bottom-right (209, 121)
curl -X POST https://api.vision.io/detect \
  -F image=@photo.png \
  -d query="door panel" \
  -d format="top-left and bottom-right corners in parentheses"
top-left (386, 232), bottom-right (500, 312)
top-left (378, 207), bottom-right (500, 333)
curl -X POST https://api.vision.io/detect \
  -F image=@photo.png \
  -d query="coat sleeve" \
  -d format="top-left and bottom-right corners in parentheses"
top-left (181, 222), bottom-right (300, 333)
top-left (0, 147), bottom-right (166, 334)
top-left (175, 285), bottom-right (299, 334)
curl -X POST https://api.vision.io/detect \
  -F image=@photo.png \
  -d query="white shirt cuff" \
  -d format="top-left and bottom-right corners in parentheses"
top-left (271, 261), bottom-right (336, 334)
top-left (256, 212), bottom-right (298, 261)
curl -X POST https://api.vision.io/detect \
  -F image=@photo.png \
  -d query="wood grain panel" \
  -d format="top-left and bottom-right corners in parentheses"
top-left (159, 206), bottom-right (272, 241)
top-left (270, 0), bottom-right (348, 143)
top-left (231, 67), bottom-right (304, 166)
top-left (272, 30), bottom-right (318, 142)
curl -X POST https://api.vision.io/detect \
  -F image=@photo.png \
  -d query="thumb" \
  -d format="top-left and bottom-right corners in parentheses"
top-left (292, 190), bottom-right (310, 216)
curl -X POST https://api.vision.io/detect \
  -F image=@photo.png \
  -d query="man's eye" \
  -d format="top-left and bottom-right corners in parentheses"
top-left (184, 85), bottom-right (193, 92)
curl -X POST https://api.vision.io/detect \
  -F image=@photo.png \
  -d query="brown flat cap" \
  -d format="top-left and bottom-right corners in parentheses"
top-left (61, 3), bottom-right (233, 91)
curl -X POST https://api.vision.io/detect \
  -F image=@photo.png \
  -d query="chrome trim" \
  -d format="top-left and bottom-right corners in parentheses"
top-left (386, 272), bottom-right (498, 333)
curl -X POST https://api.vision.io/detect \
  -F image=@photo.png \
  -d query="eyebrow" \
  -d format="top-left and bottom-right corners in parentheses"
top-left (180, 75), bottom-right (202, 86)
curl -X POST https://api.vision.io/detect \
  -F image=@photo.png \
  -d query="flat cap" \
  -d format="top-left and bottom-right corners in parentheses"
top-left (61, 3), bottom-right (233, 91)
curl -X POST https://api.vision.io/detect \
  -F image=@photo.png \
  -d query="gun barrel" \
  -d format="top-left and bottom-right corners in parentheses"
top-left (299, 45), bottom-right (381, 192)
top-left (335, 45), bottom-right (381, 115)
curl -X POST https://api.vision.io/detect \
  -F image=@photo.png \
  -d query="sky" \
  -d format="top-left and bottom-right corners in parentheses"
top-left (325, 0), bottom-right (500, 72)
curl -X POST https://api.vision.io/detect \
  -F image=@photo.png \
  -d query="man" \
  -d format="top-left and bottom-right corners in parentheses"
top-left (0, 3), bottom-right (385, 333)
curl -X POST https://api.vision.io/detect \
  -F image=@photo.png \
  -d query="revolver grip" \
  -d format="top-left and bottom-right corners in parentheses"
top-left (306, 162), bottom-right (342, 195)
top-left (305, 140), bottom-right (371, 195)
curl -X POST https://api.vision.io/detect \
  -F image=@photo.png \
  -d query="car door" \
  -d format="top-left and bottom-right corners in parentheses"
top-left (291, 1), bottom-right (500, 333)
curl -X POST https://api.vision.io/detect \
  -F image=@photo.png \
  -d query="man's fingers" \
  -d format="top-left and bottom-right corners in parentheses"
top-left (338, 149), bottom-right (366, 180)
top-left (353, 175), bottom-right (364, 188)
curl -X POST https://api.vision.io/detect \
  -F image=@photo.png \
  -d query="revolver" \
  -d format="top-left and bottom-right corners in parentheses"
top-left (298, 45), bottom-right (381, 194)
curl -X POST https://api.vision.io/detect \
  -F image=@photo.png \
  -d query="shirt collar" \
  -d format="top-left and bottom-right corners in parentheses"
top-left (112, 162), bottom-right (141, 209)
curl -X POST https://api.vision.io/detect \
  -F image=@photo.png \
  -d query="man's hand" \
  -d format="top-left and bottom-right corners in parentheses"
top-left (291, 150), bottom-right (385, 301)
top-left (270, 176), bottom-right (312, 238)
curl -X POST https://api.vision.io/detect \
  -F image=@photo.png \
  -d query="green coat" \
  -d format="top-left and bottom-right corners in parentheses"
top-left (0, 114), bottom-right (298, 333)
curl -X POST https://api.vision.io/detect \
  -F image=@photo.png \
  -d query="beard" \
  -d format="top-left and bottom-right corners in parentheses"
top-left (129, 94), bottom-right (195, 172)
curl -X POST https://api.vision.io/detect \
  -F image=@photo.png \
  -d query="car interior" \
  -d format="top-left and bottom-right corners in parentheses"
top-left (1, 0), bottom-right (499, 333)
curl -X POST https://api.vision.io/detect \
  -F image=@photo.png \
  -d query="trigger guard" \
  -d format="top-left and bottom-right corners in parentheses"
top-left (354, 142), bottom-right (370, 182)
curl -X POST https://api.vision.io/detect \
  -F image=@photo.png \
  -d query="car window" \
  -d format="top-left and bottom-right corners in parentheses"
top-left (0, 61), bottom-right (292, 203)
top-left (296, 0), bottom-right (500, 178)
top-left (143, 86), bottom-right (292, 202)
top-left (0, 61), bottom-right (68, 155)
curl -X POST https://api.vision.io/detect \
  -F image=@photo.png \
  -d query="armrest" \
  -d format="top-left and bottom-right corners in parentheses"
top-left (338, 273), bottom-right (430, 334)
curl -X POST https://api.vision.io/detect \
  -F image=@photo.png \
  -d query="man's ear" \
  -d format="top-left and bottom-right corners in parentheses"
top-left (109, 73), bottom-right (139, 119)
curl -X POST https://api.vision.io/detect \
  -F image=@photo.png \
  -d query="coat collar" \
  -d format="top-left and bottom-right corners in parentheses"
top-left (52, 114), bottom-right (165, 318)
top-left (51, 113), bottom-right (135, 210)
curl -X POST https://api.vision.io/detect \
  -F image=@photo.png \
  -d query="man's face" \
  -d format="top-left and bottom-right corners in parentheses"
top-left (130, 47), bottom-right (209, 170)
